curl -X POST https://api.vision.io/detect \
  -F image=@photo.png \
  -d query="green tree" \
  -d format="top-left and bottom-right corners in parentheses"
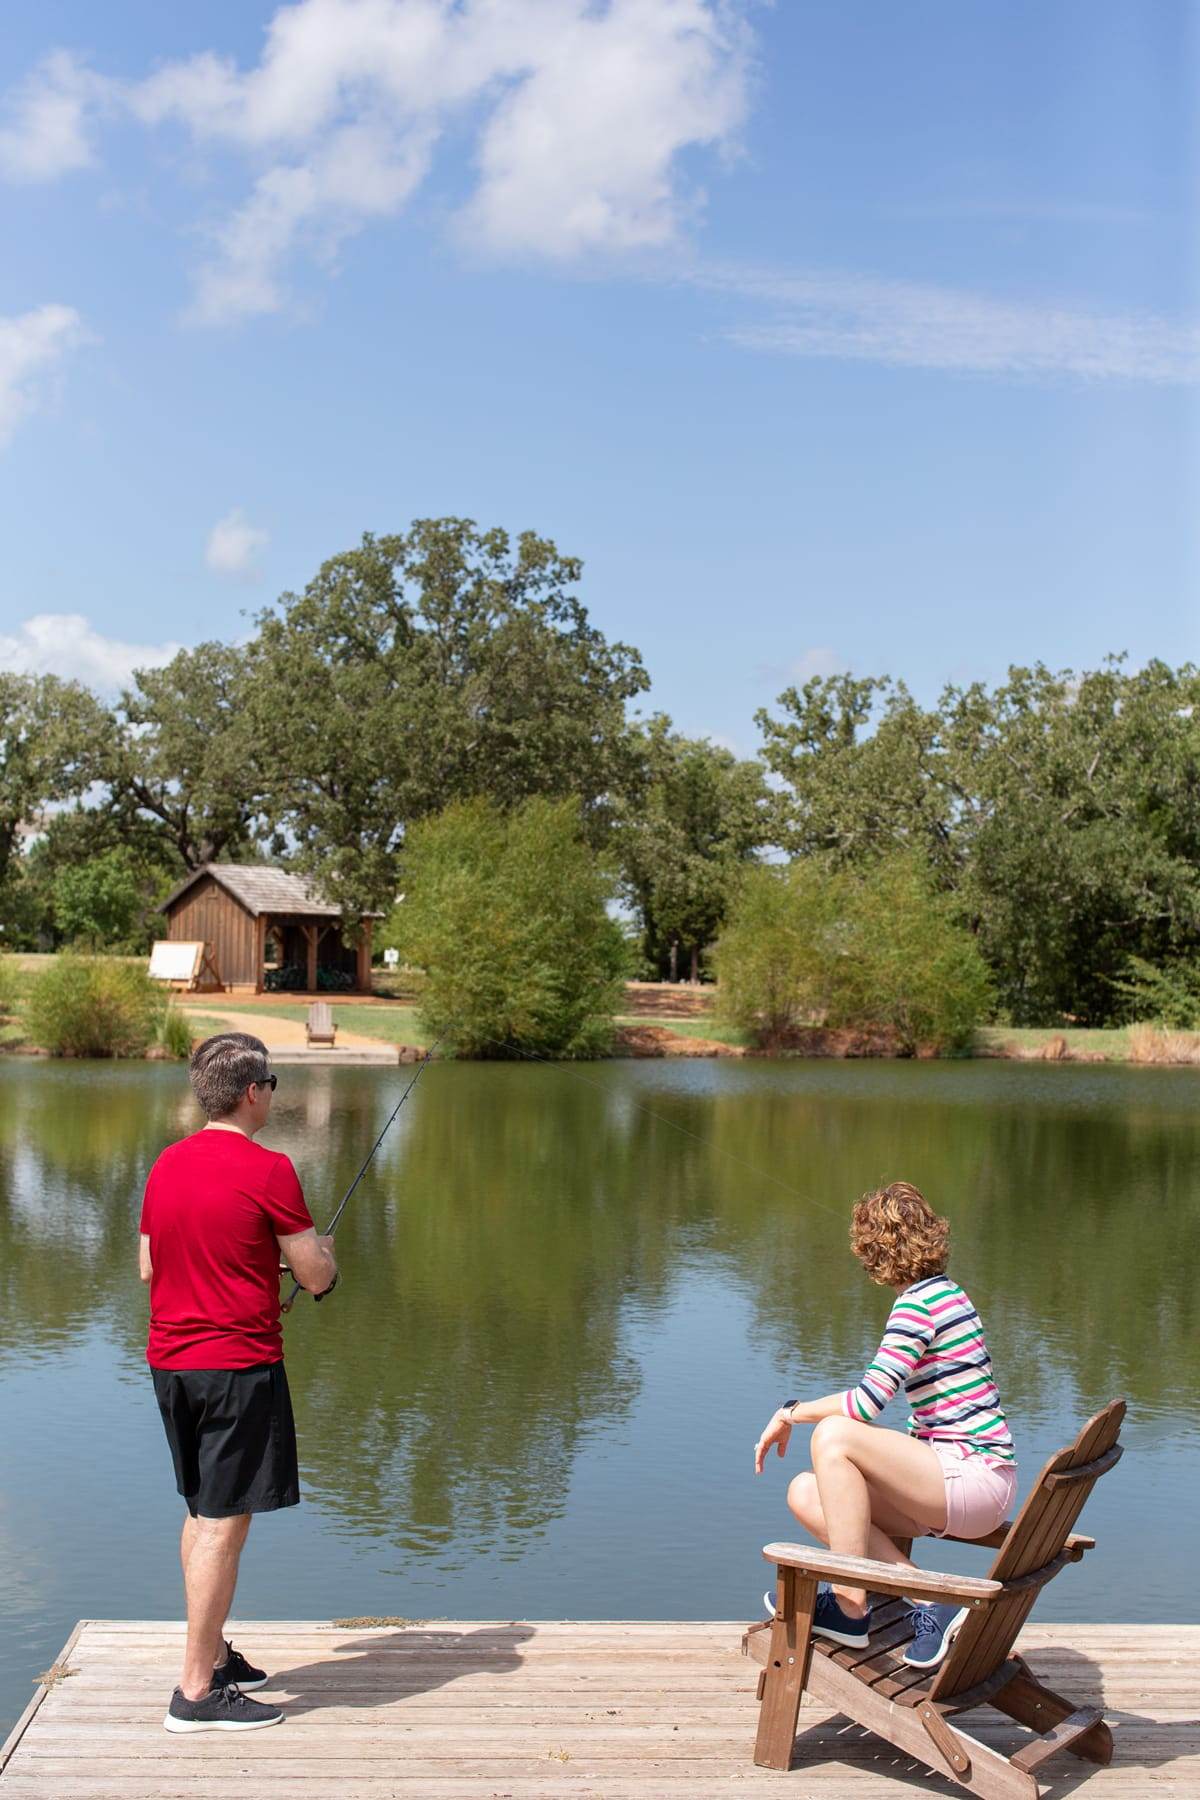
top-left (401, 795), bottom-right (628, 1058)
top-left (111, 642), bottom-right (260, 870)
top-left (716, 854), bottom-right (991, 1054)
top-left (13, 805), bottom-right (181, 951)
top-left (245, 520), bottom-right (649, 922)
top-left (0, 673), bottom-right (113, 895)
top-left (757, 659), bottom-right (1200, 1025)
top-left (714, 860), bottom-right (850, 1047)
top-left (616, 718), bottom-right (772, 982)
top-left (52, 847), bottom-right (143, 949)
top-left (839, 856), bottom-right (993, 1053)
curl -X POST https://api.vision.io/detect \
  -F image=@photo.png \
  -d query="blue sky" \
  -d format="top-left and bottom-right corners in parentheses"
top-left (1, 0), bottom-right (1196, 751)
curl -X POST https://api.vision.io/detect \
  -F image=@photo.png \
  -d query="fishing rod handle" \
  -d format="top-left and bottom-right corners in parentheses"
top-left (280, 1269), bottom-right (339, 1313)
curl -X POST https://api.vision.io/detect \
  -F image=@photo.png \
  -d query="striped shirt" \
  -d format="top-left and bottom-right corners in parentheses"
top-left (840, 1274), bottom-right (1015, 1465)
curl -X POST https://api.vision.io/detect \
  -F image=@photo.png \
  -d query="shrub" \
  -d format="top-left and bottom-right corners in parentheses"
top-left (1111, 955), bottom-right (1200, 1029)
top-left (714, 862), bottom-right (849, 1047)
top-left (26, 955), bottom-right (165, 1057)
top-left (156, 1003), bottom-right (195, 1060)
top-left (0, 955), bottom-right (21, 1019)
top-left (402, 796), bottom-right (629, 1058)
top-left (716, 854), bottom-right (992, 1055)
top-left (1127, 1023), bottom-right (1200, 1065)
top-left (839, 857), bottom-right (994, 1054)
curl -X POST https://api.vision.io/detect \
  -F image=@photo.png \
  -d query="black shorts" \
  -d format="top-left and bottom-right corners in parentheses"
top-left (151, 1362), bottom-right (300, 1518)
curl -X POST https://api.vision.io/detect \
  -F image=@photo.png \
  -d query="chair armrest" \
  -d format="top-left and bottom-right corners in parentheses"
top-left (762, 1542), bottom-right (1001, 1608)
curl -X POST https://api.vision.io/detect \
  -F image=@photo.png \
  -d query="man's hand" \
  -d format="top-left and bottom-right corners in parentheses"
top-left (754, 1408), bottom-right (793, 1476)
top-left (277, 1227), bottom-right (338, 1295)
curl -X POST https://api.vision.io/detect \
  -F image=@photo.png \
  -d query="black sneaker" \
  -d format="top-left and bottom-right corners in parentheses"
top-left (903, 1602), bottom-right (969, 1668)
top-left (164, 1682), bottom-right (284, 1733)
top-left (213, 1640), bottom-right (268, 1690)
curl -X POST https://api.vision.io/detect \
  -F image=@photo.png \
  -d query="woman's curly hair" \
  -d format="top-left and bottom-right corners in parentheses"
top-left (850, 1182), bottom-right (949, 1288)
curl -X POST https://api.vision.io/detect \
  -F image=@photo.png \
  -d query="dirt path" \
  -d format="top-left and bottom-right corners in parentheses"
top-left (179, 1005), bottom-right (385, 1050)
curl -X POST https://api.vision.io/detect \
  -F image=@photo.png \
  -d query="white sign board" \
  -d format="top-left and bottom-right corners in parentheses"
top-left (383, 947), bottom-right (400, 967)
top-left (149, 940), bottom-right (203, 983)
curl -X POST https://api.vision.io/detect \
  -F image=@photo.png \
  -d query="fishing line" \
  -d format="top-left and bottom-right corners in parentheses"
top-left (281, 1034), bottom-right (444, 1313)
top-left (475, 1033), bottom-right (850, 1226)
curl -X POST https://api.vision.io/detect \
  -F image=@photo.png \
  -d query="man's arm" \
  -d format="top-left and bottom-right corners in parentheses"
top-left (277, 1228), bottom-right (338, 1295)
top-left (139, 1233), bottom-right (153, 1284)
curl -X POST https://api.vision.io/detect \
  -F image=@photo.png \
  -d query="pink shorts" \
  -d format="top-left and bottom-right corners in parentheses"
top-left (927, 1440), bottom-right (1018, 1539)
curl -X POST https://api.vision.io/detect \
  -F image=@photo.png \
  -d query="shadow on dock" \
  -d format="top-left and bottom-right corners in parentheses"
top-left (790, 1644), bottom-right (1199, 1795)
top-left (274, 1623), bottom-right (535, 1718)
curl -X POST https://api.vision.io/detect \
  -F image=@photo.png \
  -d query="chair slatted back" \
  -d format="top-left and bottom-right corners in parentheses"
top-left (929, 1400), bottom-right (1124, 1704)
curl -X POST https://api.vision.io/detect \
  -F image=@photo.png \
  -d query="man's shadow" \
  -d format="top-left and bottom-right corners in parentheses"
top-left (275, 1623), bottom-right (535, 1718)
top-left (789, 1646), bottom-right (1197, 1794)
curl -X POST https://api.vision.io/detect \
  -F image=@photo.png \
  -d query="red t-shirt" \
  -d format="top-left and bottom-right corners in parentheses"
top-left (140, 1128), bottom-right (313, 1369)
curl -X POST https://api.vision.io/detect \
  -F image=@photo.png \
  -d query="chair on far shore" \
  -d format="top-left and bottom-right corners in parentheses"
top-left (744, 1399), bottom-right (1125, 1799)
top-left (306, 1001), bottom-right (336, 1047)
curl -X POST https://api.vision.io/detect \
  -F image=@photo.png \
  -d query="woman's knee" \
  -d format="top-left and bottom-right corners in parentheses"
top-left (811, 1414), bottom-right (857, 1460)
top-left (786, 1471), bottom-right (824, 1531)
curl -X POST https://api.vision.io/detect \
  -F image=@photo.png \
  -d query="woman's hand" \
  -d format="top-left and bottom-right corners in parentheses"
top-left (754, 1407), bottom-right (794, 1475)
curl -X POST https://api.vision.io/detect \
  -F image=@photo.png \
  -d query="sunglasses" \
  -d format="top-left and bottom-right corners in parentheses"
top-left (252, 1074), bottom-right (278, 1092)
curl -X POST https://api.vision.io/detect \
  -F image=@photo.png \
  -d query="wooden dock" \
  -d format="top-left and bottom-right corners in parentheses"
top-left (0, 1620), bottom-right (1195, 1797)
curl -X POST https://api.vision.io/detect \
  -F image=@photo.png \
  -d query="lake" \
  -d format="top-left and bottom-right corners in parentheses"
top-left (1, 1056), bottom-right (1197, 1735)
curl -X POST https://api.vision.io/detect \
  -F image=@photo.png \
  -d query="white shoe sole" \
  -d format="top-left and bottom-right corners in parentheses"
top-left (811, 1621), bottom-right (870, 1649)
top-left (903, 1606), bottom-right (969, 1669)
top-left (217, 1673), bottom-right (268, 1690)
top-left (163, 1710), bottom-right (283, 1732)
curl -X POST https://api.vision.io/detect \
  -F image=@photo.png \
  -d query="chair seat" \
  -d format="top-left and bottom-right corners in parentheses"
top-left (813, 1596), bottom-right (934, 1707)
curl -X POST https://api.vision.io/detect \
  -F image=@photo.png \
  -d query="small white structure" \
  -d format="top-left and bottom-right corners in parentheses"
top-left (148, 940), bottom-right (223, 991)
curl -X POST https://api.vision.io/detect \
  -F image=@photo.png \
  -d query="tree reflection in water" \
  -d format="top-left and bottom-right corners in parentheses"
top-left (1, 1058), bottom-right (1196, 1562)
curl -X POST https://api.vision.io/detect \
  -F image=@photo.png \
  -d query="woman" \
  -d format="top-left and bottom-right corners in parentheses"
top-left (753, 1181), bottom-right (1017, 1669)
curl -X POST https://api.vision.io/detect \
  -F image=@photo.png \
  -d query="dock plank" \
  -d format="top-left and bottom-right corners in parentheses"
top-left (2, 1621), bottom-right (1196, 1797)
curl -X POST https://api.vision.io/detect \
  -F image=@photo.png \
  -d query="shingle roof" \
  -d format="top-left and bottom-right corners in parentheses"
top-left (161, 863), bottom-right (347, 918)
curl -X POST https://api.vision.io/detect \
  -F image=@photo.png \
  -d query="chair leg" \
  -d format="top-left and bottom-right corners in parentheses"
top-left (753, 1568), bottom-right (818, 1770)
top-left (992, 1666), bottom-right (1113, 1766)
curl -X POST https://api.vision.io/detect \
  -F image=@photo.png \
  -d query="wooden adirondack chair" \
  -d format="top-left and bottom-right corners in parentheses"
top-left (306, 1001), bottom-right (336, 1046)
top-left (744, 1400), bottom-right (1125, 1798)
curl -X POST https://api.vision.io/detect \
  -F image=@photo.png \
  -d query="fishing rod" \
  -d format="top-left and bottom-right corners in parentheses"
top-left (281, 1036), bottom-right (443, 1314)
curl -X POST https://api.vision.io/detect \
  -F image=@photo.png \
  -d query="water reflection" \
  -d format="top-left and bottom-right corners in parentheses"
top-left (2, 1058), bottom-right (1198, 1562)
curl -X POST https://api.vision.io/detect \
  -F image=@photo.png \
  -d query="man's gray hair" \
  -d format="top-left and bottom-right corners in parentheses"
top-left (190, 1032), bottom-right (271, 1120)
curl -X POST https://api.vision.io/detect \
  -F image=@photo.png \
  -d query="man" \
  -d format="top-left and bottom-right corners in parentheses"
top-left (139, 1031), bottom-right (337, 1733)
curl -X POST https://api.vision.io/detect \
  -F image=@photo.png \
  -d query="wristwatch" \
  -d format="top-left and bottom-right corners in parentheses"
top-left (780, 1397), bottom-right (799, 1422)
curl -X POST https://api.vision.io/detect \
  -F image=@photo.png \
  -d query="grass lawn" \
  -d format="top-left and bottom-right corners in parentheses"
top-left (972, 1025), bottom-right (1131, 1059)
top-left (181, 998), bottom-right (426, 1045)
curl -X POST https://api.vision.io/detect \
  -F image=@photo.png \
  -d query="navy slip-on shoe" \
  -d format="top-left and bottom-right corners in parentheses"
top-left (903, 1602), bottom-right (969, 1669)
top-left (761, 1584), bottom-right (870, 1650)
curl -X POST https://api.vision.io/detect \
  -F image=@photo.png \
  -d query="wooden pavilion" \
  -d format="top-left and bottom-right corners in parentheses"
top-left (159, 864), bottom-right (376, 995)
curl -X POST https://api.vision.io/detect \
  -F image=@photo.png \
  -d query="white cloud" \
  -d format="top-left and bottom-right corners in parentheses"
top-left (459, 0), bottom-right (750, 259)
top-left (0, 614), bottom-right (183, 691)
top-left (0, 304), bottom-right (87, 448)
top-left (205, 508), bottom-right (270, 577)
top-left (1, 1), bottom-right (753, 324)
top-left (705, 266), bottom-right (1200, 384)
top-left (755, 646), bottom-right (847, 689)
top-left (0, 50), bottom-right (102, 182)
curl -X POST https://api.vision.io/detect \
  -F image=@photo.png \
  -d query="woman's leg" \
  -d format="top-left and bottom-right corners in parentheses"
top-left (805, 1418), bottom-right (947, 1617)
